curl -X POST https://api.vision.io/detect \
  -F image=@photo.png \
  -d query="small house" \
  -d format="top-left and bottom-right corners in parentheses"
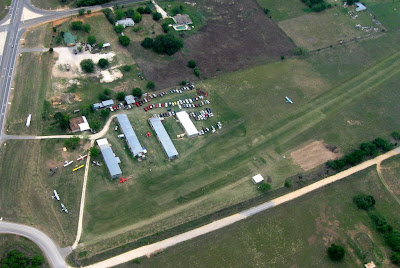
top-left (102, 99), bottom-right (114, 108)
top-left (355, 2), bottom-right (367, 12)
top-left (64, 32), bottom-right (77, 47)
top-left (92, 103), bottom-right (103, 110)
top-left (69, 116), bottom-right (91, 133)
top-left (125, 95), bottom-right (135, 105)
top-left (172, 14), bottom-right (193, 25)
top-left (115, 18), bottom-right (135, 28)
top-left (251, 174), bottom-right (264, 184)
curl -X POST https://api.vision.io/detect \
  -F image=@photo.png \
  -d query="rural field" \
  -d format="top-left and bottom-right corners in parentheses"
top-left (30, 0), bottom-right (70, 10)
top-left (0, 139), bottom-right (88, 247)
top-left (0, 234), bottom-right (48, 267)
top-left (134, 167), bottom-right (400, 268)
top-left (72, 26), bottom-right (400, 262)
top-left (0, 0), bottom-right (11, 21)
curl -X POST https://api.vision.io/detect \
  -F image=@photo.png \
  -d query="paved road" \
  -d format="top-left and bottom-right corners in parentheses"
top-left (0, 221), bottom-right (67, 268)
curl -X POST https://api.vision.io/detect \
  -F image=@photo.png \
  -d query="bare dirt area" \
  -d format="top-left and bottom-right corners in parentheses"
top-left (291, 140), bottom-right (340, 171)
top-left (131, 0), bottom-right (295, 88)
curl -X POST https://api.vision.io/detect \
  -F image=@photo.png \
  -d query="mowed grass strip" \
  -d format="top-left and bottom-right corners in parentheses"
top-left (135, 167), bottom-right (400, 268)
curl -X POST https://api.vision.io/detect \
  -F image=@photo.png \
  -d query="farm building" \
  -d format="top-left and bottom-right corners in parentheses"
top-left (116, 18), bottom-right (135, 28)
top-left (172, 14), bottom-right (193, 25)
top-left (64, 32), bottom-right (77, 47)
top-left (176, 111), bottom-right (198, 137)
top-left (102, 99), bottom-right (114, 108)
top-left (96, 138), bottom-right (122, 179)
top-left (148, 117), bottom-right (179, 159)
top-left (92, 103), bottom-right (103, 110)
top-left (355, 2), bottom-right (367, 12)
top-left (251, 174), bottom-right (264, 184)
top-left (116, 114), bottom-right (145, 158)
top-left (125, 95), bottom-right (135, 105)
top-left (69, 116), bottom-right (91, 133)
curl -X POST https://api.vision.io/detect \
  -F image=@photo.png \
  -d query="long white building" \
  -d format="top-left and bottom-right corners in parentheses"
top-left (176, 111), bottom-right (198, 138)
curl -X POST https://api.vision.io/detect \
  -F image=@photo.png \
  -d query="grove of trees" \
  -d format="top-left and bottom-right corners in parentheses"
top-left (353, 193), bottom-right (375, 210)
top-left (141, 34), bottom-right (183, 56)
top-left (301, 0), bottom-right (331, 12)
top-left (77, 0), bottom-right (111, 7)
top-left (0, 250), bottom-right (44, 267)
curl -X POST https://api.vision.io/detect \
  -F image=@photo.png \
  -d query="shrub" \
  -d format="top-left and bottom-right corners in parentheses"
top-left (293, 47), bottom-right (308, 56)
top-left (141, 37), bottom-right (154, 49)
top-left (146, 81), bottom-right (155, 89)
top-left (49, 47), bottom-right (53, 53)
top-left (171, 5), bottom-right (183, 16)
top-left (102, 8), bottom-right (115, 24)
top-left (90, 146), bottom-right (100, 157)
top-left (100, 109), bottom-right (110, 119)
top-left (137, 7), bottom-right (145, 14)
top-left (391, 252), bottom-right (400, 265)
top-left (87, 35), bottom-right (96, 45)
top-left (132, 11), bottom-right (142, 23)
top-left (125, 8), bottom-right (134, 18)
top-left (144, 6), bottom-right (152, 14)
top-left (284, 181), bottom-right (292, 188)
top-left (181, 80), bottom-right (187, 85)
top-left (98, 43), bottom-right (103, 49)
top-left (104, 88), bottom-right (112, 96)
top-left (122, 65), bottom-right (131, 72)
top-left (99, 93), bottom-right (108, 101)
top-left (258, 182), bottom-right (271, 192)
top-left (115, 9), bottom-right (125, 20)
top-left (327, 244), bottom-right (345, 261)
top-left (194, 67), bottom-right (201, 77)
top-left (32, 255), bottom-right (45, 266)
top-left (80, 59), bottom-right (95, 73)
top-left (54, 35), bottom-right (63, 45)
top-left (78, 9), bottom-right (85, 16)
top-left (83, 23), bottom-right (91, 33)
top-left (71, 21), bottom-right (83, 31)
top-left (152, 34), bottom-right (183, 55)
top-left (132, 87), bottom-right (143, 97)
top-left (114, 24), bottom-right (124, 34)
top-left (353, 193), bottom-right (375, 210)
top-left (386, 230), bottom-right (400, 252)
top-left (153, 12), bottom-right (162, 21)
top-left (117, 92), bottom-right (126, 101)
top-left (187, 60), bottom-right (196, 68)
top-left (87, 10), bottom-right (91, 14)
top-left (65, 137), bottom-right (80, 150)
top-left (97, 58), bottom-right (109, 69)
top-left (370, 213), bottom-right (392, 232)
top-left (162, 22), bottom-right (170, 33)
top-left (119, 35), bottom-right (130, 46)
top-left (392, 131), bottom-right (400, 140)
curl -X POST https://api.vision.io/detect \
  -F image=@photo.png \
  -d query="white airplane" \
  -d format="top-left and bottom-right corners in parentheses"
top-left (285, 96), bottom-right (293, 104)
top-left (63, 160), bottom-right (73, 168)
top-left (77, 154), bottom-right (88, 161)
top-left (60, 203), bottom-right (68, 214)
top-left (52, 190), bottom-right (60, 201)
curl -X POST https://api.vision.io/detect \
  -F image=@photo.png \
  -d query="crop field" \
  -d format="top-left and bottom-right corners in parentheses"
top-left (74, 27), bottom-right (400, 261)
top-left (128, 0), bottom-right (295, 89)
top-left (0, 234), bottom-right (48, 267)
top-left (0, 139), bottom-right (88, 246)
top-left (136, 167), bottom-right (400, 268)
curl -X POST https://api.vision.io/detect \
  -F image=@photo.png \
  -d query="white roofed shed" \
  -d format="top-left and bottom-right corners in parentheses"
top-left (251, 174), bottom-right (264, 184)
top-left (176, 111), bottom-right (198, 137)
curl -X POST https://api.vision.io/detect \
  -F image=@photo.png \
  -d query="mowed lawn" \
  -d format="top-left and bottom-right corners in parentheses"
top-left (0, 0), bottom-right (11, 21)
top-left (79, 29), bottom-right (400, 258)
top-left (135, 167), bottom-right (400, 268)
top-left (0, 139), bottom-right (87, 246)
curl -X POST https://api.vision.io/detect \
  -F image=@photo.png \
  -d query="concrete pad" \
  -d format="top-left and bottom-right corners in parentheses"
top-left (1, 18), bottom-right (10, 26)
top-left (0, 31), bottom-right (8, 56)
top-left (21, 8), bottom-right (43, 21)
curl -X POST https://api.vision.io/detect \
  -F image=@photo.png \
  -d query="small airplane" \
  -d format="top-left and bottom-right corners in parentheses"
top-left (49, 167), bottom-right (58, 176)
top-left (285, 96), bottom-right (293, 104)
top-left (52, 190), bottom-right (60, 201)
top-left (73, 165), bottom-right (85, 172)
top-left (63, 160), bottom-right (73, 168)
top-left (92, 160), bottom-right (101, 167)
top-left (119, 177), bottom-right (130, 183)
top-left (60, 203), bottom-right (68, 214)
top-left (77, 154), bottom-right (88, 161)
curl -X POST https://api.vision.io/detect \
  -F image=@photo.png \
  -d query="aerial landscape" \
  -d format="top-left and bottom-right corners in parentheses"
top-left (0, 0), bottom-right (400, 267)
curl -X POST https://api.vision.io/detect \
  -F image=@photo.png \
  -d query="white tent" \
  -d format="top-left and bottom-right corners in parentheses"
top-left (251, 174), bottom-right (264, 184)
top-left (176, 111), bottom-right (198, 137)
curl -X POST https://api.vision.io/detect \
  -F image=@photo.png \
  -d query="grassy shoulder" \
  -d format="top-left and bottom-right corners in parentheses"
top-left (134, 167), bottom-right (400, 267)
top-left (0, 139), bottom-right (88, 246)
top-left (30, 0), bottom-right (70, 10)
top-left (0, 0), bottom-right (11, 21)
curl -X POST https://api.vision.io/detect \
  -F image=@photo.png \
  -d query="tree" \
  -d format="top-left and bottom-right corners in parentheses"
top-left (122, 65), bottom-right (131, 72)
top-left (78, 8), bottom-right (85, 16)
top-left (1, 250), bottom-right (30, 267)
top-left (98, 43), bottom-right (103, 49)
top-left (258, 182), bottom-right (271, 192)
top-left (102, 8), bottom-right (115, 24)
top-left (132, 11), bottom-right (142, 23)
top-left (373, 138), bottom-right (394, 152)
top-left (264, 8), bottom-right (270, 15)
top-left (125, 8), bottom-right (134, 18)
top-left (327, 244), bottom-right (345, 261)
top-left (293, 47), bottom-right (308, 56)
top-left (392, 131), bottom-right (400, 140)
top-left (87, 9), bottom-right (92, 14)
top-left (353, 193), bottom-right (375, 210)
top-left (54, 112), bottom-right (70, 130)
top-left (194, 67), bottom-right (201, 77)
top-left (162, 22), bottom-right (170, 33)
top-left (117, 92), bottom-right (126, 101)
top-left (100, 109), bottom-right (110, 119)
top-left (132, 87), bottom-right (143, 97)
top-left (187, 60), bottom-right (196, 68)
top-left (360, 142), bottom-right (378, 156)
top-left (49, 47), bottom-right (53, 53)
top-left (98, 93), bottom-right (108, 101)
top-left (346, 0), bottom-right (357, 5)
top-left (83, 23), bottom-right (91, 33)
top-left (146, 81), bottom-right (155, 89)
top-left (90, 146), bottom-right (100, 157)
top-left (144, 6), bottom-right (152, 14)
top-left (344, 150), bottom-right (366, 166)
top-left (370, 213), bottom-right (392, 232)
top-left (181, 80), bottom-right (187, 85)
top-left (152, 34), bottom-right (183, 55)
top-left (386, 230), bottom-right (400, 252)
top-left (141, 37), bottom-right (154, 49)
top-left (71, 21), bottom-right (83, 31)
top-left (104, 88), bottom-right (112, 96)
top-left (32, 254), bottom-right (45, 266)
top-left (115, 9), bottom-right (125, 20)
top-left (114, 24), bottom-right (124, 34)
top-left (64, 136), bottom-right (80, 149)
top-left (391, 252), bottom-right (400, 265)
top-left (87, 35), bottom-right (96, 45)
top-left (153, 12), bottom-right (162, 21)
top-left (119, 35), bottom-right (130, 46)
top-left (137, 6), bottom-right (145, 14)
top-left (54, 35), bottom-right (63, 45)
top-left (97, 58), bottom-right (109, 69)
top-left (80, 59), bottom-right (95, 73)
top-left (77, 46), bottom-right (82, 52)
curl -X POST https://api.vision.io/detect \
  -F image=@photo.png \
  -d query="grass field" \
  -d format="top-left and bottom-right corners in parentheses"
top-left (0, 0), bottom-right (11, 21)
top-left (0, 234), bottom-right (48, 267)
top-left (30, 0), bottom-right (69, 10)
top-left (0, 139), bottom-right (88, 246)
top-left (73, 27), bottom-right (400, 260)
top-left (255, 0), bottom-right (310, 21)
top-left (135, 167), bottom-right (400, 268)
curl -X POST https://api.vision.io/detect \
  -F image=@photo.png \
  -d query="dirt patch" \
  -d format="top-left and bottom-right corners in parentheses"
top-left (100, 68), bottom-right (123, 83)
top-left (291, 141), bottom-right (340, 171)
top-left (130, 0), bottom-right (295, 89)
top-left (347, 120), bottom-right (362, 126)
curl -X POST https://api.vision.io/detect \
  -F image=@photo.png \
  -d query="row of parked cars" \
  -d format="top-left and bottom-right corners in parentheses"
top-left (198, 122), bottom-right (222, 135)
top-left (189, 108), bottom-right (214, 121)
top-left (169, 84), bottom-right (195, 94)
top-left (143, 96), bottom-right (209, 111)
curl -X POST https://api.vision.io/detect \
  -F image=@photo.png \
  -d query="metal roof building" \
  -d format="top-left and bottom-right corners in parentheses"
top-left (176, 111), bottom-right (198, 137)
top-left (92, 103), bottom-right (103, 110)
top-left (172, 14), bottom-right (193, 25)
top-left (148, 117), bottom-right (179, 159)
top-left (96, 138), bottom-right (122, 179)
top-left (125, 95), bottom-right (135, 105)
top-left (117, 114), bottom-right (145, 157)
top-left (102, 99), bottom-right (114, 108)
top-left (116, 18), bottom-right (135, 28)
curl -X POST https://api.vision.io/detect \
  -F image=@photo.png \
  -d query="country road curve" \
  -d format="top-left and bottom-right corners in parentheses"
top-left (0, 221), bottom-right (67, 268)
top-left (84, 147), bottom-right (400, 268)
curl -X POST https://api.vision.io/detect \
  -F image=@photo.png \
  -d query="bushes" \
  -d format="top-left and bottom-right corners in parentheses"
top-left (327, 244), bottom-right (345, 261)
top-left (146, 81), bottom-right (155, 90)
top-left (370, 213), bottom-right (392, 232)
top-left (141, 34), bottom-right (183, 55)
top-left (132, 11), bottom-right (142, 23)
top-left (187, 60), bottom-right (196, 68)
top-left (80, 59), bottom-right (95, 73)
top-left (194, 67), bottom-right (201, 77)
top-left (78, 9), bottom-right (85, 16)
top-left (65, 137), bottom-right (80, 150)
top-left (386, 230), bottom-right (400, 252)
top-left (132, 87), bottom-right (143, 97)
top-left (258, 182), bottom-right (271, 192)
top-left (119, 36), bottom-right (130, 46)
top-left (293, 47), bottom-right (308, 56)
top-left (83, 23), bottom-right (91, 33)
top-left (71, 21), bottom-right (83, 31)
top-left (114, 24), bottom-right (124, 34)
top-left (392, 131), bottom-right (400, 140)
top-left (353, 194), bottom-right (375, 210)
top-left (97, 58), bottom-right (109, 69)
top-left (102, 8), bottom-right (115, 25)
top-left (122, 65), bottom-right (131, 72)
top-left (116, 92), bottom-right (126, 101)
top-left (162, 22), bottom-right (170, 33)
top-left (90, 146), bottom-right (100, 157)
top-left (77, 0), bottom-right (111, 7)
top-left (141, 37), bottom-right (154, 49)
top-left (153, 12), bottom-right (162, 21)
top-left (100, 109), bottom-right (110, 119)
top-left (301, 0), bottom-right (330, 12)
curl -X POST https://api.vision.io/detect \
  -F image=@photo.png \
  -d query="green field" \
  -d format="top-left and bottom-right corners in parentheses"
top-left (255, 0), bottom-right (310, 21)
top-left (30, 0), bottom-right (69, 10)
top-left (0, 234), bottom-right (48, 268)
top-left (134, 167), bottom-right (400, 268)
top-left (0, 139), bottom-right (87, 246)
top-left (0, 0), bottom-right (11, 21)
top-left (75, 27), bottom-right (400, 260)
